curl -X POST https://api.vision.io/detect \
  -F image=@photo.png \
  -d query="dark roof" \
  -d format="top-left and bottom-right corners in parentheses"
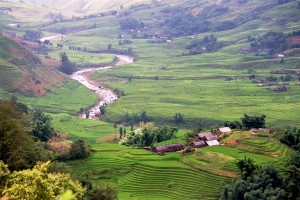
top-left (197, 132), bottom-right (213, 139)
top-left (193, 141), bottom-right (206, 147)
top-left (153, 143), bottom-right (184, 153)
top-left (206, 136), bottom-right (218, 141)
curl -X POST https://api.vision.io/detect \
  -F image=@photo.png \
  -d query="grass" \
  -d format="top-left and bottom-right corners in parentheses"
top-left (47, 48), bottom-right (116, 68)
top-left (18, 80), bottom-right (97, 115)
top-left (0, 1), bottom-right (298, 199)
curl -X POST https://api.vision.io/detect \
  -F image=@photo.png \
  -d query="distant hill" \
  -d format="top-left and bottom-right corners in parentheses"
top-left (9, 0), bottom-right (155, 14)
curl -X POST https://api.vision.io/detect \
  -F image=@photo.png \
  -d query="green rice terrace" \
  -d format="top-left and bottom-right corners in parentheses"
top-left (0, 0), bottom-right (299, 199)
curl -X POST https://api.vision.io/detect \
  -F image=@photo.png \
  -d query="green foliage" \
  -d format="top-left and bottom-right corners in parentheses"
top-left (250, 31), bottom-right (288, 55)
top-left (69, 139), bottom-right (90, 160)
top-left (236, 156), bottom-right (257, 180)
top-left (0, 99), bottom-right (50, 171)
top-left (23, 30), bottom-right (42, 41)
top-left (59, 52), bottom-right (76, 75)
top-left (85, 186), bottom-right (118, 200)
top-left (241, 114), bottom-right (266, 129)
top-left (185, 35), bottom-right (223, 55)
top-left (121, 125), bottom-right (178, 147)
top-left (280, 127), bottom-right (300, 151)
top-left (2, 161), bottom-right (85, 200)
top-left (118, 18), bottom-right (144, 30)
top-left (173, 113), bottom-right (184, 124)
top-left (221, 164), bottom-right (286, 200)
top-left (31, 108), bottom-right (55, 141)
top-left (0, 161), bottom-right (10, 194)
top-left (283, 153), bottom-right (300, 200)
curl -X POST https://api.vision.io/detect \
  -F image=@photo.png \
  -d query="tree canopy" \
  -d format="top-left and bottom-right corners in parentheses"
top-left (31, 108), bottom-right (55, 141)
top-left (0, 99), bottom-right (51, 171)
top-left (1, 161), bottom-right (85, 200)
top-left (59, 52), bottom-right (76, 75)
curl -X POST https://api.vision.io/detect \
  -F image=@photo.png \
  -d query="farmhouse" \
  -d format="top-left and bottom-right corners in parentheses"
top-left (153, 143), bottom-right (184, 154)
top-left (214, 127), bottom-right (232, 136)
top-left (198, 132), bottom-right (218, 141)
top-left (192, 141), bottom-right (206, 148)
top-left (196, 132), bottom-right (220, 147)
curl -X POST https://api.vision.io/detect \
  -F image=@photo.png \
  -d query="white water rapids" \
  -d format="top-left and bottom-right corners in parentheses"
top-left (70, 55), bottom-right (134, 120)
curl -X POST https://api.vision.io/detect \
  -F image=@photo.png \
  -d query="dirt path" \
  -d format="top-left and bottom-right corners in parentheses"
top-left (70, 55), bottom-right (134, 120)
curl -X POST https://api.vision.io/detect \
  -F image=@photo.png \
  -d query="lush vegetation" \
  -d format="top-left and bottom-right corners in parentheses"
top-left (0, 0), bottom-right (300, 199)
top-left (280, 127), bottom-right (300, 151)
top-left (0, 161), bottom-right (85, 200)
top-left (221, 154), bottom-right (300, 200)
top-left (120, 122), bottom-right (178, 147)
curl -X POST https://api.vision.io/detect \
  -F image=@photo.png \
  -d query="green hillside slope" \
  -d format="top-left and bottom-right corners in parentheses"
top-left (0, 34), bottom-right (40, 94)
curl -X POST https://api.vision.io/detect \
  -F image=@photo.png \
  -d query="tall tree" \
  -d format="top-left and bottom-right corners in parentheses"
top-left (31, 108), bottom-right (55, 142)
top-left (59, 52), bottom-right (75, 75)
top-left (0, 100), bottom-right (49, 171)
top-left (69, 139), bottom-right (90, 160)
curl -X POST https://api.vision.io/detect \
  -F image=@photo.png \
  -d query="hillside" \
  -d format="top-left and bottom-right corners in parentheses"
top-left (0, 0), bottom-right (299, 200)
top-left (0, 33), bottom-right (64, 97)
top-left (1, 0), bottom-right (300, 126)
top-left (9, 0), bottom-right (155, 14)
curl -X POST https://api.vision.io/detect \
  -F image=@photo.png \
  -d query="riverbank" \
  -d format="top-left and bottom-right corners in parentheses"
top-left (70, 55), bottom-right (134, 119)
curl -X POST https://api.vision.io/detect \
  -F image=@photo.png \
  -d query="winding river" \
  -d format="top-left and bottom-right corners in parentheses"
top-left (70, 55), bottom-right (134, 120)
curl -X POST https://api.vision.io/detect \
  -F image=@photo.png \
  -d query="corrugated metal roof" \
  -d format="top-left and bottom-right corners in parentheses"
top-left (206, 140), bottom-right (220, 146)
top-left (218, 127), bottom-right (232, 133)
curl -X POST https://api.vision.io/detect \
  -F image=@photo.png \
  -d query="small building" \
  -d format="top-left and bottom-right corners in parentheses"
top-left (196, 132), bottom-right (219, 147)
top-left (206, 140), bottom-right (220, 146)
top-left (214, 127), bottom-right (232, 137)
top-left (197, 132), bottom-right (217, 141)
top-left (218, 127), bottom-right (232, 133)
top-left (152, 143), bottom-right (184, 154)
top-left (192, 141), bottom-right (206, 148)
top-left (277, 54), bottom-right (285, 58)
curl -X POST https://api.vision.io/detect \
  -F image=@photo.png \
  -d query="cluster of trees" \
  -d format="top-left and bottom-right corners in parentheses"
top-left (224, 114), bottom-right (266, 129)
top-left (118, 18), bottom-right (145, 30)
top-left (0, 161), bottom-right (85, 199)
top-left (221, 154), bottom-right (300, 200)
top-left (162, 4), bottom-right (232, 37)
top-left (122, 111), bottom-right (150, 124)
top-left (58, 52), bottom-right (76, 75)
top-left (23, 30), bottom-right (42, 41)
top-left (120, 123), bottom-right (178, 147)
top-left (0, 98), bottom-right (116, 199)
top-left (0, 98), bottom-right (53, 171)
top-left (250, 31), bottom-right (288, 56)
top-left (280, 127), bottom-right (300, 151)
top-left (185, 35), bottom-right (223, 55)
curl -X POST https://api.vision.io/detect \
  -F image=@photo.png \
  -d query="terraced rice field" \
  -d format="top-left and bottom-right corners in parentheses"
top-left (241, 139), bottom-right (289, 157)
top-left (68, 148), bottom-right (232, 200)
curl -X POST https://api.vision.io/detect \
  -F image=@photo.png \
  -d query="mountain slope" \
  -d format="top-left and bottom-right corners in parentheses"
top-left (0, 34), bottom-right (63, 96)
top-left (9, 0), bottom-right (155, 14)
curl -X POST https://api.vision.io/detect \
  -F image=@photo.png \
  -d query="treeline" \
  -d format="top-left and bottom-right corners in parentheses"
top-left (224, 114), bottom-right (266, 129)
top-left (280, 127), bottom-right (300, 151)
top-left (185, 34), bottom-right (223, 55)
top-left (118, 18), bottom-right (145, 30)
top-left (249, 31), bottom-right (288, 56)
top-left (221, 154), bottom-right (300, 200)
top-left (159, 2), bottom-right (272, 37)
top-left (120, 122), bottom-right (178, 147)
top-left (0, 98), bottom-right (117, 199)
